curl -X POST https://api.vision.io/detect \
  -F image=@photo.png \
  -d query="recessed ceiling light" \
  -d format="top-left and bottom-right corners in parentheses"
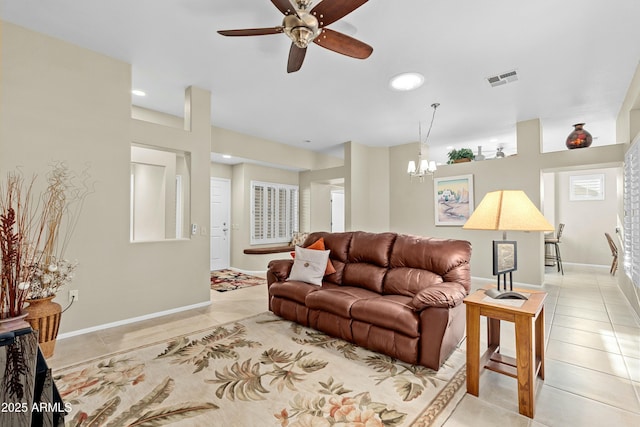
top-left (389, 72), bottom-right (424, 91)
top-left (131, 90), bottom-right (146, 97)
top-left (222, 154), bottom-right (232, 159)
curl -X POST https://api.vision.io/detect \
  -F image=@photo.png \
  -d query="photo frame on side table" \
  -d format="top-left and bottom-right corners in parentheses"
top-left (434, 174), bottom-right (474, 226)
top-left (493, 240), bottom-right (517, 275)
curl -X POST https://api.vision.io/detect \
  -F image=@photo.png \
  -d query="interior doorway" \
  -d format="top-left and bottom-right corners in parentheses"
top-left (210, 178), bottom-right (230, 270)
top-left (331, 190), bottom-right (345, 232)
top-left (542, 166), bottom-right (621, 267)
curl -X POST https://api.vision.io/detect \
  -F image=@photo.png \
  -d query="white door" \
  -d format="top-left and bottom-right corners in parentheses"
top-left (331, 190), bottom-right (345, 232)
top-left (211, 178), bottom-right (231, 271)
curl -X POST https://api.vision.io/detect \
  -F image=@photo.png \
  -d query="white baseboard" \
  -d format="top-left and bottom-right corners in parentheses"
top-left (561, 262), bottom-right (609, 269)
top-left (57, 300), bottom-right (211, 340)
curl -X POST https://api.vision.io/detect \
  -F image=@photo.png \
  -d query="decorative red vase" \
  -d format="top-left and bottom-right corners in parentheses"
top-left (566, 123), bottom-right (593, 149)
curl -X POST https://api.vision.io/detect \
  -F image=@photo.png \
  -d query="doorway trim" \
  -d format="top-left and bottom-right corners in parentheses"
top-left (210, 177), bottom-right (231, 271)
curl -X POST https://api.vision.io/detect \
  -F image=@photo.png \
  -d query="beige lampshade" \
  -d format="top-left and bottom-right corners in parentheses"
top-left (463, 190), bottom-right (554, 232)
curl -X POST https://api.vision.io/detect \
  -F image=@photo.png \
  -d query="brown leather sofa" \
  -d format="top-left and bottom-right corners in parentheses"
top-left (267, 231), bottom-right (472, 370)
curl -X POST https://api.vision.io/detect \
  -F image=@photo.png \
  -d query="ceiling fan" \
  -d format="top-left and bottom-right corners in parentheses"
top-left (218, 0), bottom-right (373, 73)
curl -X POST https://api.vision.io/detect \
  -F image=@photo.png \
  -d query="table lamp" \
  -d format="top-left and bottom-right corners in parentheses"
top-left (463, 190), bottom-right (554, 297)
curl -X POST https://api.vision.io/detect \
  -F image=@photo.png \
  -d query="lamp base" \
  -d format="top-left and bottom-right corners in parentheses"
top-left (485, 288), bottom-right (528, 300)
top-left (497, 271), bottom-right (513, 291)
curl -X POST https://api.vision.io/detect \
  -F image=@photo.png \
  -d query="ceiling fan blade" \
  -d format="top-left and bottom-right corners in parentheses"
top-left (218, 27), bottom-right (284, 37)
top-left (271, 0), bottom-right (296, 15)
top-left (313, 28), bottom-right (372, 59)
top-left (287, 43), bottom-right (307, 73)
top-left (311, 0), bottom-right (369, 27)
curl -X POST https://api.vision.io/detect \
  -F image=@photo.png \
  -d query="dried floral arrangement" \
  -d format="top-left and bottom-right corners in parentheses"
top-left (0, 163), bottom-right (91, 319)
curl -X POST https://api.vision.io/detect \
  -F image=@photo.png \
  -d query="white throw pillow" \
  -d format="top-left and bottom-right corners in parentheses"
top-left (287, 246), bottom-right (330, 286)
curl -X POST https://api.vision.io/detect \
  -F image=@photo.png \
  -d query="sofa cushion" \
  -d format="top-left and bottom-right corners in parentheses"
top-left (352, 321), bottom-right (419, 365)
top-left (350, 295), bottom-right (419, 337)
top-left (305, 286), bottom-right (379, 318)
top-left (390, 234), bottom-right (472, 293)
top-left (288, 246), bottom-right (330, 285)
top-left (305, 232), bottom-right (352, 263)
top-left (409, 282), bottom-right (467, 310)
top-left (304, 237), bottom-right (336, 275)
top-left (269, 280), bottom-right (320, 305)
top-left (342, 263), bottom-right (388, 294)
top-left (305, 232), bottom-right (353, 285)
top-left (348, 231), bottom-right (396, 267)
top-left (384, 267), bottom-right (443, 297)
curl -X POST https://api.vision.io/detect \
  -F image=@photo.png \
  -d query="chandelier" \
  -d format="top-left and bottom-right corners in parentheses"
top-left (407, 103), bottom-right (439, 181)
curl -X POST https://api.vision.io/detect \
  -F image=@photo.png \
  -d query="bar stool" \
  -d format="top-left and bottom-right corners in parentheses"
top-left (545, 224), bottom-right (564, 275)
top-left (605, 232), bottom-right (618, 275)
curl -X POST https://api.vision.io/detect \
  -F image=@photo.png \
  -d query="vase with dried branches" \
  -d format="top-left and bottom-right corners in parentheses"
top-left (0, 164), bottom-right (91, 354)
top-left (0, 173), bottom-right (43, 325)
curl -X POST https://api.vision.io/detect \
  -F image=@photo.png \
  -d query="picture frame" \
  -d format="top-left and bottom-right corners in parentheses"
top-left (434, 174), bottom-right (474, 226)
top-left (493, 240), bottom-right (518, 275)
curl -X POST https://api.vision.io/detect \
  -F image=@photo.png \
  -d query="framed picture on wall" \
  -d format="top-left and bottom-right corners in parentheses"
top-left (434, 174), bottom-right (474, 226)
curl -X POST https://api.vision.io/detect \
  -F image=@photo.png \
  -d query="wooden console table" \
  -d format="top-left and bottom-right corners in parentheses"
top-left (464, 286), bottom-right (547, 418)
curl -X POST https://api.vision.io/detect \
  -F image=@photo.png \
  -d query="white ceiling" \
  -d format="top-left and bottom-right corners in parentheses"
top-left (3, 0), bottom-right (640, 164)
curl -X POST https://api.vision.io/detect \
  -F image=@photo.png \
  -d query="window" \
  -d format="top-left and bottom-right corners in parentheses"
top-left (623, 140), bottom-right (639, 287)
top-left (251, 181), bottom-right (298, 244)
top-left (569, 174), bottom-right (605, 201)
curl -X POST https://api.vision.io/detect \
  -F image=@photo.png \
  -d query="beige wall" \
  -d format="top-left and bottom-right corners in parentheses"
top-left (211, 162), bottom-right (233, 180)
top-left (0, 22), bottom-right (211, 334)
top-left (299, 166), bottom-right (345, 233)
top-left (309, 183), bottom-right (344, 232)
top-left (390, 119), bottom-right (626, 287)
top-left (230, 163), bottom-right (299, 271)
top-left (555, 167), bottom-right (620, 265)
top-left (212, 127), bottom-right (341, 171)
top-left (345, 142), bottom-right (390, 231)
top-left (4, 20), bottom-right (637, 332)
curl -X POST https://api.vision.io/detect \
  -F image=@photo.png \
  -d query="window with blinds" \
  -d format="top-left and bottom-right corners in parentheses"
top-left (623, 140), bottom-right (639, 287)
top-left (569, 174), bottom-right (605, 201)
top-left (251, 181), bottom-right (299, 244)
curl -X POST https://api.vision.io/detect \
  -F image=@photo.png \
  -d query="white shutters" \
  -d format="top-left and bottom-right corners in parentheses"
top-left (253, 184), bottom-right (265, 241)
top-left (251, 181), bottom-right (299, 244)
top-left (569, 174), bottom-right (605, 201)
top-left (623, 139), bottom-right (639, 287)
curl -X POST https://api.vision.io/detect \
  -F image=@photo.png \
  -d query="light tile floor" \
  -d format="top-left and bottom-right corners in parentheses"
top-left (50, 265), bottom-right (640, 426)
top-left (445, 265), bottom-right (640, 427)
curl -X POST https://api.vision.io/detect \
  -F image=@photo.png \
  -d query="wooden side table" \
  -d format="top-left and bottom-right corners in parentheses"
top-left (464, 286), bottom-right (547, 418)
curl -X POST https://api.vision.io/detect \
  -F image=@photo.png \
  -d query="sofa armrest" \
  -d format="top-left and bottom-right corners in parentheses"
top-left (267, 259), bottom-right (294, 284)
top-left (409, 282), bottom-right (467, 310)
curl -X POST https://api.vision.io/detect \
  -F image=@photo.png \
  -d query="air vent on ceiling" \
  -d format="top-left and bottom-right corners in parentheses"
top-left (487, 69), bottom-right (518, 87)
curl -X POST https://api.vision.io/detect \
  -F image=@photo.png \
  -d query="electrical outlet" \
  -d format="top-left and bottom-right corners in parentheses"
top-left (69, 289), bottom-right (79, 302)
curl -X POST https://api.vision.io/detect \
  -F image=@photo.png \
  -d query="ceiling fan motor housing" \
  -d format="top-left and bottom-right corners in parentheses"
top-left (283, 12), bottom-right (321, 48)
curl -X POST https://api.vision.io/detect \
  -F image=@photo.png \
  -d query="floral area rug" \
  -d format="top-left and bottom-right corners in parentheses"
top-left (211, 269), bottom-right (266, 292)
top-left (54, 312), bottom-right (466, 427)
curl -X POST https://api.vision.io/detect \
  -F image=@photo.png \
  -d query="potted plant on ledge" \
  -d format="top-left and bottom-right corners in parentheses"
top-left (447, 148), bottom-right (475, 164)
